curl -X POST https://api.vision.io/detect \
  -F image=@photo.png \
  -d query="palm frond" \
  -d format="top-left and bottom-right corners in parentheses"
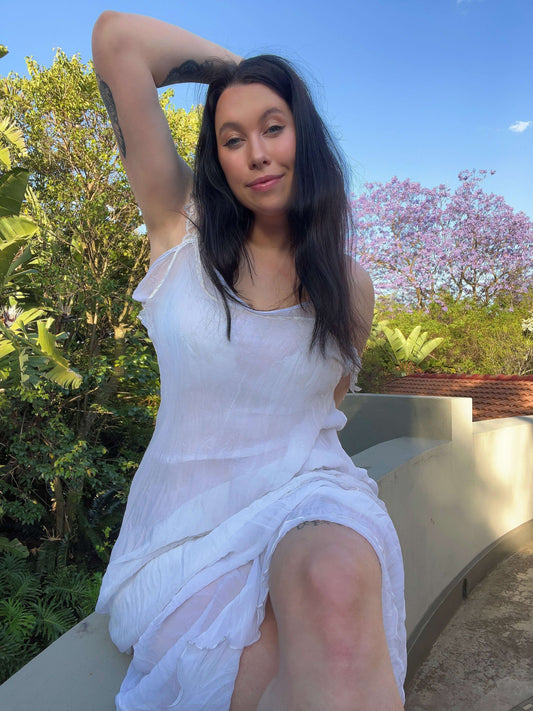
top-left (0, 598), bottom-right (36, 640)
top-left (0, 537), bottom-right (29, 558)
top-left (0, 627), bottom-right (26, 682)
top-left (0, 167), bottom-right (29, 218)
top-left (44, 567), bottom-right (89, 608)
top-left (30, 599), bottom-right (76, 645)
top-left (34, 538), bottom-right (69, 576)
top-left (12, 572), bottom-right (41, 604)
top-left (0, 553), bottom-right (28, 596)
top-left (0, 117), bottom-right (27, 158)
top-left (79, 573), bottom-right (103, 617)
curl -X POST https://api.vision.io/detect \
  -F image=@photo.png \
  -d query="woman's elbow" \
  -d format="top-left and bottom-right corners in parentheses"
top-left (92, 11), bottom-right (128, 61)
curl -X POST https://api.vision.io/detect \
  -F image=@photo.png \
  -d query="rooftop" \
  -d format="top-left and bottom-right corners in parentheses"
top-left (383, 374), bottom-right (533, 421)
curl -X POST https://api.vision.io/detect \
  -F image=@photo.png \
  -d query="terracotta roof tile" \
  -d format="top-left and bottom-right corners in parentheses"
top-left (382, 374), bottom-right (533, 421)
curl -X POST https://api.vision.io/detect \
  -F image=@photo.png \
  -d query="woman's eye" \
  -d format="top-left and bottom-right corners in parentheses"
top-left (266, 124), bottom-right (284, 135)
top-left (223, 137), bottom-right (242, 148)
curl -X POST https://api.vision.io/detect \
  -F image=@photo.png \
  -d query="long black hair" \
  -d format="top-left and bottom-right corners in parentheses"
top-left (194, 55), bottom-right (359, 367)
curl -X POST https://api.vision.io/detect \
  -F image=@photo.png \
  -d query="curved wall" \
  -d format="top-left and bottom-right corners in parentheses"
top-left (340, 394), bottom-right (533, 683)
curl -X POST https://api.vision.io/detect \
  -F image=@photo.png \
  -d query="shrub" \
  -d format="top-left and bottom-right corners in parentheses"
top-left (0, 538), bottom-right (102, 682)
top-left (358, 293), bottom-right (533, 391)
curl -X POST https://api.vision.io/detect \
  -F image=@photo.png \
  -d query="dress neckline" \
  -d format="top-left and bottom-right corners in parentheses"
top-left (143, 234), bottom-right (312, 317)
top-left (214, 269), bottom-right (309, 315)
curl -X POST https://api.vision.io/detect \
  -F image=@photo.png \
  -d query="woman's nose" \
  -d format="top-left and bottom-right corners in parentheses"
top-left (248, 137), bottom-right (270, 169)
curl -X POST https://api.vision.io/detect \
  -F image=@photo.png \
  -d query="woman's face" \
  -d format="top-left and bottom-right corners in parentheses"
top-left (215, 83), bottom-right (296, 219)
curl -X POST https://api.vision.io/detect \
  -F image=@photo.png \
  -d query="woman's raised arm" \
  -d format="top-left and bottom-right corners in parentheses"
top-left (91, 11), bottom-right (239, 261)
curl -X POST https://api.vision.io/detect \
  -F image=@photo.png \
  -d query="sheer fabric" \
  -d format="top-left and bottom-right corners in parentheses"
top-left (96, 211), bottom-right (406, 710)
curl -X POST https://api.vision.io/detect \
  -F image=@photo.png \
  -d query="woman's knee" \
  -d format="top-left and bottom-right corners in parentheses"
top-left (270, 525), bottom-right (383, 625)
top-left (304, 542), bottom-right (380, 612)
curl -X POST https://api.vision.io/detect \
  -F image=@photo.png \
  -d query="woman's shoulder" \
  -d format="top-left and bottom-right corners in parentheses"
top-left (345, 256), bottom-right (374, 313)
top-left (344, 255), bottom-right (374, 356)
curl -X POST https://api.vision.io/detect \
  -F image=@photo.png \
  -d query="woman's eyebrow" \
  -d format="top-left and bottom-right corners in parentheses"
top-left (217, 106), bottom-right (287, 136)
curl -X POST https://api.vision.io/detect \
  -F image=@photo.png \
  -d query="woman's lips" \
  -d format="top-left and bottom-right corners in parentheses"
top-left (247, 175), bottom-right (283, 191)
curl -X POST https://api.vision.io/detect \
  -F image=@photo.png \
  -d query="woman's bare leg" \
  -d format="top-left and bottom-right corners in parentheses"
top-left (230, 596), bottom-right (279, 711)
top-left (255, 521), bottom-right (403, 711)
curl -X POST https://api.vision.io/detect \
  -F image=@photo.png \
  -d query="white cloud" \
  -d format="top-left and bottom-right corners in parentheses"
top-left (509, 121), bottom-right (533, 133)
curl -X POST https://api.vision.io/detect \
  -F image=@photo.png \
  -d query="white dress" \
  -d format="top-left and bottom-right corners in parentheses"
top-left (96, 212), bottom-right (407, 710)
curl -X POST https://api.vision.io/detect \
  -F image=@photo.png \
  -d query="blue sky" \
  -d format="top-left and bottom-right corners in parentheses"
top-left (2, 0), bottom-right (532, 218)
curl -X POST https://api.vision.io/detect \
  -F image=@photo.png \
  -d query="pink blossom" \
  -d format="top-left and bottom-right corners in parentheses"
top-left (351, 170), bottom-right (533, 308)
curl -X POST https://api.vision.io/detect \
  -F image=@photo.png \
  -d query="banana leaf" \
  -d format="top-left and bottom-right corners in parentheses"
top-left (382, 325), bottom-right (408, 363)
top-left (0, 117), bottom-right (27, 156)
top-left (0, 215), bottom-right (38, 241)
top-left (0, 312), bottom-right (82, 389)
top-left (0, 168), bottom-right (29, 218)
top-left (414, 336), bottom-right (444, 364)
top-left (0, 146), bottom-right (11, 171)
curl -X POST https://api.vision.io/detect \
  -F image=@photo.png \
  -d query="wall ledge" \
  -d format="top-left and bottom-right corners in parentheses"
top-left (351, 437), bottom-right (449, 482)
top-left (473, 414), bottom-right (533, 433)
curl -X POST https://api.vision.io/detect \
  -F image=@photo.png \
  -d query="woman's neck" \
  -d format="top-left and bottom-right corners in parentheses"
top-left (236, 215), bottom-right (300, 310)
top-left (247, 214), bottom-right (292, 253)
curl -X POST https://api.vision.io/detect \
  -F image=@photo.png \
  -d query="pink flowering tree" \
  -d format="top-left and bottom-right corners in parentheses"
top-left (351, 170), bottom-right (533, 308)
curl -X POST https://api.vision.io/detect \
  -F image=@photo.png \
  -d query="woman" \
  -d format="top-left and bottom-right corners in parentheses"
top-left (92, 11), bottom-right (406, 711)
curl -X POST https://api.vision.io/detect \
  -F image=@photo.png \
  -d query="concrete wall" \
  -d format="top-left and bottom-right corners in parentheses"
top-left (339, 394), bottom-right (533, 649)
top-left (0, 613), bottom-right (131, 711)
top-left (1, 394), bottom-right (532, 710)
top-left (340, 393), bottom-right (458, 454)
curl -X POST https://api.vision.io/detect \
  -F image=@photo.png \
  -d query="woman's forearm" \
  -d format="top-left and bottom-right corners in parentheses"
top-left (92, 10), bottom-right (240, 88)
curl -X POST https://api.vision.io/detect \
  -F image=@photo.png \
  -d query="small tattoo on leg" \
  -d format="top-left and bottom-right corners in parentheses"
top-left (296, 520), bottom-right (332, 530)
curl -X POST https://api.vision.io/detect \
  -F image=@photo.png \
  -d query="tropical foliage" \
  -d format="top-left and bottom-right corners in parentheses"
top-left (352, 170), bottom-right (533, 390)
top-left (357, 295), bottom-right (533, 392)
top-left (0, 50), bottom-right (200, 635)
top-left (379, 323), bottom-right (443, 375)
top-left (0, 110), bottom-right (81, 389)
top-left (0, 537), bottom-right (101, 683)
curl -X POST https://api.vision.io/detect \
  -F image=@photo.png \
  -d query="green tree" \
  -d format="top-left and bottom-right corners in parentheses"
top-left (0, 51), bottom-right (200, 562)
top-left (0, 80), bottom-right (81, 390)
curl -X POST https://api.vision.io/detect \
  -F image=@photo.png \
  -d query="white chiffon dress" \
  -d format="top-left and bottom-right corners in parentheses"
top-left (95, 210), bottom-right (407, 710)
